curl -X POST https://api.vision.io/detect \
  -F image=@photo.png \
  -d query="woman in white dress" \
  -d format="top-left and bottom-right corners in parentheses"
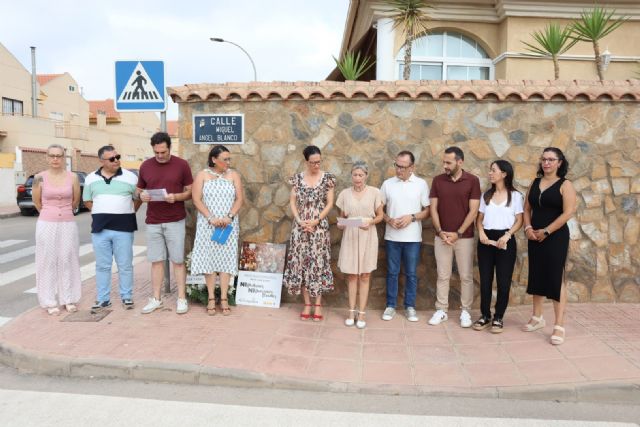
top-left (191, 145), bottom-right (244, 316)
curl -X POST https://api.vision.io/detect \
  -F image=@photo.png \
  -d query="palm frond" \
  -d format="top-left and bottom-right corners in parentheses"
top-left (333, 51), bottom-right (376, 81)
top-left (522, 23), bottom-right (578, 56)
top-left (570, 6), bottom-right (628, 42)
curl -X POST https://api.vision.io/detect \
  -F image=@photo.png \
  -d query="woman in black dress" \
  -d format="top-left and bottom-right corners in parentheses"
top-left (522, 147), bottom-right (577, 345)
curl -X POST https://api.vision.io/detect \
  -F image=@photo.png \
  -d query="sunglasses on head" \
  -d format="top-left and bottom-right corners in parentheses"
top-left (104, 154), bottom-right (121, 162)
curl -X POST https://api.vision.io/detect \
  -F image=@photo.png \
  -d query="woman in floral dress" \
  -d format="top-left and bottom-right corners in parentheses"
top-left (283, 145), bottom-right (335, 321)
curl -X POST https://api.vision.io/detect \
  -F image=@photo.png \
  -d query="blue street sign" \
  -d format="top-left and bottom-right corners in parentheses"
top-left (193, 114), bottom-right (245, 145)
top-left (115, 61), bottom-right (165, 112)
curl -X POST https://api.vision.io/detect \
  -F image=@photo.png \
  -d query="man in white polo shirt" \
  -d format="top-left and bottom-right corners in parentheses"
top-left (380, 151), bottom-right (430, 322)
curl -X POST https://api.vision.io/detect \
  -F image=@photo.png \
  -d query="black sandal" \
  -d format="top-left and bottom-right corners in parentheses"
top-left (490, 318), bottom-right (504, 334)
top-left (472, 316), bottom-right (491, 331)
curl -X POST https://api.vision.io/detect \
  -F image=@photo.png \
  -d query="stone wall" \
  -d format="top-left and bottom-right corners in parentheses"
top-left (170, 81), bottom-right (640, 307)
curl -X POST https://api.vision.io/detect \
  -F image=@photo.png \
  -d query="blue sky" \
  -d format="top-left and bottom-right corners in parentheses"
top-left (2, 0), bottom-right (348, 118)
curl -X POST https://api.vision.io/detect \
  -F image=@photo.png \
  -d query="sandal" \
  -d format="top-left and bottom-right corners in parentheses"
top-left (206, 297), bottom-right (216, 316)
top-left (65, 304), bottom-right (78, 313)
top-left (47, 307), bottom-right (60, 316)
top-left (356, 311), bottom-right (366, 329)
top-left (551, 325), bottom-right (565, 345)
top-left (472, 316), bottom-right (491, 331)
top-left (344, 309), bottom-right (357, 327)
top-left (312, 304), bottom-right (323, 322)
top-left (490, 318), bottom-right (504, 334)
top-left (220, 298), bottom-right (231, 316)
top-left (300, 303), bottom-right (312, 321)
top-left (522, 315), bottom-right (545, 332)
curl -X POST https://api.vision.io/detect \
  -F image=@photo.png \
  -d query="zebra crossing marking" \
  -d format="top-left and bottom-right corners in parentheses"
top-left (0, 244), bottom-right (94, 288)
top-left (23, 249), bottom-right (146, 294)
top-left (0, 245), bottom-right (36, 264)
top-left (0, 240), bottom-right (27, 249)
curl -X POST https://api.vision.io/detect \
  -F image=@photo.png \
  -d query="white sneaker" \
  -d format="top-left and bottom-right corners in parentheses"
top-left (381, 307), bottom-right (396, 321)
top-left (428, 310), bottom-right (448, 325)
top-left (141, 297), bottom-right (163, 314)
top-left (460, 310), bottom-right (472, 328)
top-left (176, 298), bottom-right (188, 314)
top-left (405, 307), bottom-right (419, 322)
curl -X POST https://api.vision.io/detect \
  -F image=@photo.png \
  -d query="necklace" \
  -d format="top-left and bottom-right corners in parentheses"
top-left (208, 168), bottom-right (224, 177)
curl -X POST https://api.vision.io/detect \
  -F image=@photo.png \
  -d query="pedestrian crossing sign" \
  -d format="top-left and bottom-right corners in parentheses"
top-left (114, 61), bottom-right (166, 112)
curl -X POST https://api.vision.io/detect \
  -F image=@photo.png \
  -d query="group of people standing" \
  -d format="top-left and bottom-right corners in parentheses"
top-left (283, 145), bottom-right (576, 346)
top-left (33, 135), bottom-right (576, 346)
top-left (33, 133), bottom-right (242, 318)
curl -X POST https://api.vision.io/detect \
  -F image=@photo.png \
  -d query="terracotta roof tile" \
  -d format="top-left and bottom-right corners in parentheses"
top-left (36, 74), bottom-right (64, 86)
top-left (88, 99), bottom-right (121, 121)
top-left (168, 80), bottom-right (640, 103)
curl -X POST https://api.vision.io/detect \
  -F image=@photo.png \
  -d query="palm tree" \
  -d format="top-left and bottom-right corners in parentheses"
top-left (522, 23), bottom-right (578, 79)
top-left (384, 0), bottom-right (432, 80)
top-left (570, 6), bottom-right (628, 81)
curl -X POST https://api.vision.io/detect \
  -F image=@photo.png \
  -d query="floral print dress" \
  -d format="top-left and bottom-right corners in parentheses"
top-left (283, 172), bottom-right (336, 297)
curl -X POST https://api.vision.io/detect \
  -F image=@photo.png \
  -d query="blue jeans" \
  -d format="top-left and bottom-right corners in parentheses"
top-left (92, 229), bottom-right (134, 303)
top-left (385, 240), bottom-right (421, 309)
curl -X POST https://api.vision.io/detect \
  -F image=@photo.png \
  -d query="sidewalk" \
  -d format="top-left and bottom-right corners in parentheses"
top-left (1, 259), bottom-right (639, 402)
top-left (0, 204), bottom-right (20, 219)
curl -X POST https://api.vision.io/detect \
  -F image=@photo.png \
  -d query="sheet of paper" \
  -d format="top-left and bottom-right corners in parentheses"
top-left (145, 188), bottom-right (168, 202)
top-left (338, 217), bottom-right (366, 228)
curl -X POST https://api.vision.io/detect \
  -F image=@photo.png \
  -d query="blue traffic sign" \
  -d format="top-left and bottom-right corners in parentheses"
top-left (115, 61), bottom-right (165, 112)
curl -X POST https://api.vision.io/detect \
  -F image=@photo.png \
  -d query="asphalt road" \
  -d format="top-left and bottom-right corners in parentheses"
top-left (0, 207), bottom-right (148, 321)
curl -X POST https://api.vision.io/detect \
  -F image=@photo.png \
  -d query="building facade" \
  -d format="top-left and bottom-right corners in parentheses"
top-left (329, 0), bottom-right (640, 81)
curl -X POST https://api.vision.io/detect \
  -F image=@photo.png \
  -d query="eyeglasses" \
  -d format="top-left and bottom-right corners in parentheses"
top-left (103, 154), bottom-right (121, 162)
top-left (219, 157), bottom-right (232, 163)
top-left (394, 162), bottom-right (413, 170)
top-left (47, 154), bottom-right (64, 159)
top-left (308, 160), bottom-right (321, 166)
top-left (540, 157), bottom-right (559, 163)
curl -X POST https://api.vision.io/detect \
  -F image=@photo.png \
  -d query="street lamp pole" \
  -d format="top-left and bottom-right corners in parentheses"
top-left (209, 37), bottom-right (257, 81)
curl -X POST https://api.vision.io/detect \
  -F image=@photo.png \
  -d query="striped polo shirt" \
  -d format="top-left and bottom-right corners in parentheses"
top-left (83, 167), bottom-right (138, 233)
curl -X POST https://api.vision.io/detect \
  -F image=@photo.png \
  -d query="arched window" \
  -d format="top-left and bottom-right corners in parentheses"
top-left (396, 31), bottom-right (494, 80)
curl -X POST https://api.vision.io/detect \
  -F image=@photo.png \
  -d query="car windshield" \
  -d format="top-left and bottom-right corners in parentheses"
top-left (25, 176), bottom-right (34, 187)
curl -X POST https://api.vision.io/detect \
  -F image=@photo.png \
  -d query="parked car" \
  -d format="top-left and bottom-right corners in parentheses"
top-left (17, 171), bottom-right (87, 216)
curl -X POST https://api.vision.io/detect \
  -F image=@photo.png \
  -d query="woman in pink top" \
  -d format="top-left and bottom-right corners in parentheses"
top-left (32, 144), bottom-right (82, 315)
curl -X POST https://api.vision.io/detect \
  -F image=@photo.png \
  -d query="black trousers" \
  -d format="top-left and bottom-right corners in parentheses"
top-left (477, 229), bottom-right (517, 319)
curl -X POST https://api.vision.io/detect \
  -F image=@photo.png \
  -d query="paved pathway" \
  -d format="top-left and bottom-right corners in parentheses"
top-left (0, 259), bottom-right (639, 400)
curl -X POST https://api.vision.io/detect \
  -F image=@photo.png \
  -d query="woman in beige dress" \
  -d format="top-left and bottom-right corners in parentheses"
top-left (336, 161), bottom-right (383, 329)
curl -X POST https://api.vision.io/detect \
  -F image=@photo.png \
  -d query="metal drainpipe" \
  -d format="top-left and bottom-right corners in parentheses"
top-left (30, 47), bottom-right (37, 118)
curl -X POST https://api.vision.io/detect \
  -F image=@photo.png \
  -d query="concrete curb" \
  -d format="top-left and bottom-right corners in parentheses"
top-left (0, 211), bottom-right (21, 219)
top-left (1, 340), bottom-right (639, 403)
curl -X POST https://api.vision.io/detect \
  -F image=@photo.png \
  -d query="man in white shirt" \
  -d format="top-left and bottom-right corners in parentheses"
top-left (379, 151), bottom-right (430, 322)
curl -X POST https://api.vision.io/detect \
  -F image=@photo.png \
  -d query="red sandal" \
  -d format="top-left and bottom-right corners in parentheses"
top-left (312, 304), bottom-right (323, 322)
top-left (300, 303), bottom-right (312, 320)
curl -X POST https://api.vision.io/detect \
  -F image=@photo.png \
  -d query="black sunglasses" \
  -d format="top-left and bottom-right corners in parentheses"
top-left (104, 154), bottom-right (121, 162)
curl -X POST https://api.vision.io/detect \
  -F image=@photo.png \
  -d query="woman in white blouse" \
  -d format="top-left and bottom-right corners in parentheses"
top-left (473, 160), bottom-right (523, 333)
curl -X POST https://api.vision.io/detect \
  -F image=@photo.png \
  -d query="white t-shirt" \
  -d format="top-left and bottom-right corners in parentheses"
top-left (380, 174), bottom-right (430, 242)
top-left (479, 190), bottom-right (524, 230)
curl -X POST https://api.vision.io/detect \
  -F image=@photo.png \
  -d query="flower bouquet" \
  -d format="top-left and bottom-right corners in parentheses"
top-left (184, 251), bottom-right (236, 306)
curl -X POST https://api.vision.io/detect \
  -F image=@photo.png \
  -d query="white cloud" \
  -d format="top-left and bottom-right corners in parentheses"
top-left (1, 0), bottom-right (349, 118)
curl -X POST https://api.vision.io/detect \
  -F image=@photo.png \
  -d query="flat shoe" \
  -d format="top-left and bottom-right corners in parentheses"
top-left (522, 315), bottom-right (545, 332)
top-left (551, 325), bottom-right (565, 345)
top-left (47, 307), bottom-right (60, 316)
top-left (65, 304), bottom-right (78, 313)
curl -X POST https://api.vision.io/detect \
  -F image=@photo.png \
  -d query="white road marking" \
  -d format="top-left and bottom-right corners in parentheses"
top-left (0, 245), bottom-right (36, 264)
top-left (0, 239), bottom-right (27, 249)
top-left (0, 389), bottom-right (633, 427)
top-left (0, 316), bottom-right (12, 327)
top-left (0, 244), bottom-right (93, 288)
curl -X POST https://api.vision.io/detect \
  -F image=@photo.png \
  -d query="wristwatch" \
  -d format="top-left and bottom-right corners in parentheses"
top-left (227, 213), bottom-right (235, 219)
top-left (543, 228), bottom-right (550, 237)
top-left (411, 214), bottom-right (416, 222)
top-left (457, 231), bottom-right (463, 238)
